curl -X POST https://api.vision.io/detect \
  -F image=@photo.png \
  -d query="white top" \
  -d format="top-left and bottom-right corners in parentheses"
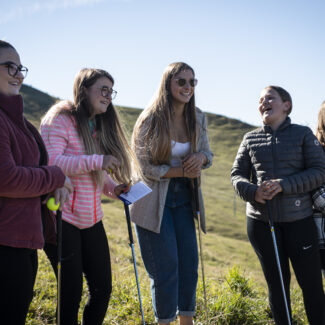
top-left (170, 140), bottom-right (191, 167)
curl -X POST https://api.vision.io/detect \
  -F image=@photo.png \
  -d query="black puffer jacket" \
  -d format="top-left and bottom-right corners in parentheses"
top-left (231, 117), bottom-right (325, 223)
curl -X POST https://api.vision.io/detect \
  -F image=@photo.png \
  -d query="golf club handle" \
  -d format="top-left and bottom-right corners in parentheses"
top-left (56, 210), bottom-right (62, 260)
top-left (124, 203), bottom-right (134, 245)
top-left (193, 178), bottom-right (200, 212)
top-left (266, 200), bottom-right (275, 227)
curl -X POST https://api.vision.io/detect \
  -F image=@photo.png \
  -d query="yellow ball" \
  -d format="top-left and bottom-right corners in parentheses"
top-left (46, 197), bottom-right (60, 211)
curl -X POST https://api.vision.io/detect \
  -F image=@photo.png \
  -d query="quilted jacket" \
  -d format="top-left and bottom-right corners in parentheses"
top-left (231, 117), bottom-right (325, 223)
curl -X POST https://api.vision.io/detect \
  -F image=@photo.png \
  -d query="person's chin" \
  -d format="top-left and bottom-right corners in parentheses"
top-left (6, 90), bottom-right (20, 96)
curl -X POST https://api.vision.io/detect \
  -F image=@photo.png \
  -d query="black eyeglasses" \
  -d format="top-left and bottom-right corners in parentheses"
top-left (98, 86), bottom-right (117, 100)
top-left (0, 61), bottom-right (28, 79)
top-left (175, 78), bottom-right (198, 87)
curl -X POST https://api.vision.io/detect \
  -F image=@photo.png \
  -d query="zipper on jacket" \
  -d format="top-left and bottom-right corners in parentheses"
top-left (271, 131), bottom-right (280, 221)
top-left (71, 190), bottom-right (76, 213)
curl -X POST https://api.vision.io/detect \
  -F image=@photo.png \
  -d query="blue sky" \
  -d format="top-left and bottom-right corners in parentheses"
top-left (1, 0), bottom-right (325, 129)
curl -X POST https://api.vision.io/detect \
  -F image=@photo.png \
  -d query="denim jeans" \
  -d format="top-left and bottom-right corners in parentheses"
top-left (136, 178), bottom-right (198, 323)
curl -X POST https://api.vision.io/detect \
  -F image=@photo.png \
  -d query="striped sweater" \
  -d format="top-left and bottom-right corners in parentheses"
top-left (40, 113), bottom-right (117, 229)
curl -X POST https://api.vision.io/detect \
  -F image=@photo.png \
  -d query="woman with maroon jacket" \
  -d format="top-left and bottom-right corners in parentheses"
top-left (0, 40), bottom-right (72, 324)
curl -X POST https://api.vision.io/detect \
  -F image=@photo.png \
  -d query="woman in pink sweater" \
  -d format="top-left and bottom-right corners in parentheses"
top-left (40, 68), bottom-right (133, 325)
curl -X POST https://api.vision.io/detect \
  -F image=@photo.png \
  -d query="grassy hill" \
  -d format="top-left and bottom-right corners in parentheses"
top-left (20, 85), bottom-right (311, 324)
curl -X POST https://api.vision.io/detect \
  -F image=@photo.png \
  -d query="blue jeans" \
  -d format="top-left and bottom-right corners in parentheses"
top-left (136, 178), bottom-right (198, 323)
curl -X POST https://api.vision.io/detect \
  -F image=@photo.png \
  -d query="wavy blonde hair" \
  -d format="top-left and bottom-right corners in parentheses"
top-left (42, 68), bottom-right (135, 186)
top-left (316, 101), bottom-right (325, 147)
top-left (132, 62), bottom-right (197, 166)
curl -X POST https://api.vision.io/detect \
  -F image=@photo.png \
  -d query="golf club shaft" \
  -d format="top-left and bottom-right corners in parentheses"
top-left (124, 203), bottom-right (146, 325)
top-left (194, 178), bottom-right (208, 324)
top-left (266, 201), bottom-right (291, 325)
top-left (56, 210), bottom-right (62, 325)
top-left (130, 243), bottom-right (145, 325)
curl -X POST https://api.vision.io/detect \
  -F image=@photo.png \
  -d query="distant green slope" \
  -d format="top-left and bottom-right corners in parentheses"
top-left (20, 84), bottom-right (58, 125)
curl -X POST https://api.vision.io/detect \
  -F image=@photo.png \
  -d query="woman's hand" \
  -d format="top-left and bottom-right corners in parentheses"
top-left (114, 182), bottom-right (131, 196)
top-left (182, 153), bottom-right (207, 174)
top-left (102, 155), bottom-right (120, 173)
top-left (183, 166), bottom-right (201, 179)
top-left (63, 176), bottom-right (73, 193)
top-left (255, 180), bottom-right (283, 204)
top-left (43, 176), bottom-right (73, 210)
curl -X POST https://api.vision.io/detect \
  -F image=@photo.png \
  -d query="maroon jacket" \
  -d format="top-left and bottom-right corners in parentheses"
top-left (0, 93), bottom-right (65, 249)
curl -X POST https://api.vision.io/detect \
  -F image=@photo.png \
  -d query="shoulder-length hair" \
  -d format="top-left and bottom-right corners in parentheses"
top-left (132, 62), bottom-right (197, 165)
top-left (316, 101), bottom-right (325, 147)
top-left (42, 68), bottom-right (134, 186)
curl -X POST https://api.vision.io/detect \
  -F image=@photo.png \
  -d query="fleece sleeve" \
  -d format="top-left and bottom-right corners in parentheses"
top-left (40, 114), bottom-right (104, 176)
top-left (0, 115), bottom-right (65, 198)
top-left (231, 136), bottom-right (258, 203)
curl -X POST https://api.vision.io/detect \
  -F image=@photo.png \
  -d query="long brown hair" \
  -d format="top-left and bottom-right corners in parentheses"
top-left (42, 68), bottom-right (134, 186)
top-left (316, 101), bottom-right (325, 146)
top-left (132, 62), bottom-right (197, 165)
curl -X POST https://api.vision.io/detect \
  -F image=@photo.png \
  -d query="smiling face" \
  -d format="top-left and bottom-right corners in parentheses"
top-left (0, 47), bottom-right (24, 96)
top-left (86, 76), bottom-right (113, 117)
top-left (259, 88), bottom-right (291, 130)
top-left (170, 69), bottom-right (195, 108)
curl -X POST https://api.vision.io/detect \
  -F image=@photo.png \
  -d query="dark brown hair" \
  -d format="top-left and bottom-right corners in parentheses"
top-left (0, 40), bottom-right (15, 52)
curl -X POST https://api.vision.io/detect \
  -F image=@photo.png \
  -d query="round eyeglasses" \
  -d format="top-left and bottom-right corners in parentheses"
top-left (98, 86), bottom-right (117, 100)
top-left (0, 61), bottom-right (28, 79)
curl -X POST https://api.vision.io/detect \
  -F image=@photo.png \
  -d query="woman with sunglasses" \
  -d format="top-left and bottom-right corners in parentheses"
top-left (231, 86), bottom-right (325, 324)
top-left (40, 68), bottom-right (134, 325)
top-left (131, 62), bottom-right (213, 325)
top-left (0, 40), bottom-right (71, 324)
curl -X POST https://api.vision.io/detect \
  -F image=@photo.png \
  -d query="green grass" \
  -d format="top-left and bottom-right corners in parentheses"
top-left (26, 199), bottom-right (313, 324)
top-left (19, 85), bottom-right (321, 324)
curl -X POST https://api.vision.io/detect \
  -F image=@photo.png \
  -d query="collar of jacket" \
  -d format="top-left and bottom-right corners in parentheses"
top-left (0, 92), bottom-right (24, 125)
top-left (262, 116), bottom-right (291, 134)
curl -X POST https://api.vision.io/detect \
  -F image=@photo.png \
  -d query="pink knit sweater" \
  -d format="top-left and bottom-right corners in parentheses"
top-left (40, 113), bottom-right (117, 229)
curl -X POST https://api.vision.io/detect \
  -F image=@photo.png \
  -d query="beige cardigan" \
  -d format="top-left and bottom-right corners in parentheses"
top-left (130, 108), bottom-right (213, 233)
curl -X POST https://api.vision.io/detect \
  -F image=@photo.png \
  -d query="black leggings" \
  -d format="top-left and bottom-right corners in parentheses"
top-left (321, 249), bottom-right (325, 273)
top-left (44, 220), bottom-right (112, 325)
top-left (0, 245), bottom-right (38, 325)
top-left (247, 217), bottom-right (325, 325)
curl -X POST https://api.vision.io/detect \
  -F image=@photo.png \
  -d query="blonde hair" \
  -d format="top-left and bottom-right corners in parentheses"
top-left (42, 68), bottom-right (135, 186)
top-left (132, 62), bottom-right (197, 166)
top-left (316, 101), bottom-right (325, 147)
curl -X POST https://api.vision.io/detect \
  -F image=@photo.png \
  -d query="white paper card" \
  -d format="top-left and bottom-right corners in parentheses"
top-left (118, 181), bottom-right (152, 205)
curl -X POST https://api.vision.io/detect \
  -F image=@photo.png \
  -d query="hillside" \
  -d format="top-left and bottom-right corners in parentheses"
top-left (19, 85), bottom-right (313, 324)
